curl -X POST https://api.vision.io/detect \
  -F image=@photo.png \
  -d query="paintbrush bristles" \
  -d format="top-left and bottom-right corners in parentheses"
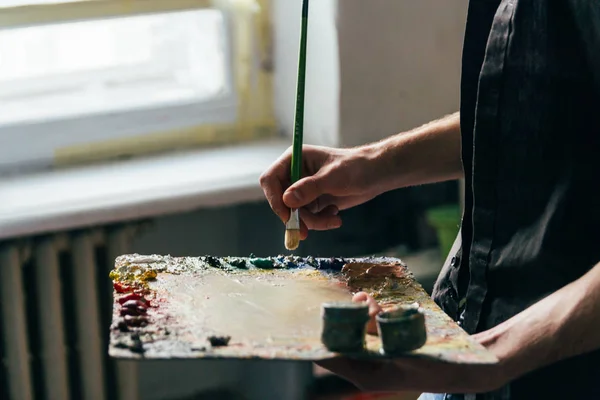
top-left (285, 208), bottom-right (300, 251)
top-left (285, 229), bottom-right (301, 251)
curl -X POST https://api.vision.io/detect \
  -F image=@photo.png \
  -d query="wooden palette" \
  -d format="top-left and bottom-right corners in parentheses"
top-left (108, 254), bottom-right (497, 364)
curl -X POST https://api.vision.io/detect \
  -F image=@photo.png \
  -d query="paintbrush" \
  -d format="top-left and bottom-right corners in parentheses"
top-left (285, 0), bottom-right (310, 251)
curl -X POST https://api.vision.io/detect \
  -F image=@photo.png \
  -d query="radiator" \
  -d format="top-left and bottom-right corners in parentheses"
top-left (1, 226), bottom-right (143, 400)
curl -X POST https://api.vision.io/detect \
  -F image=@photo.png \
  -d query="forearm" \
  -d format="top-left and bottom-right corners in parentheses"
top-left (364, 112), bottom-right (463, 192)
top-left (476, 262), bottom-right (600, 381)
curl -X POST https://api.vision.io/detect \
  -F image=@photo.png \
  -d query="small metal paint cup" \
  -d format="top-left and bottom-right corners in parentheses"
top-left (321, 301), bottom-right (369, 353)
top-left (376, 304), bottom-right (427, 356)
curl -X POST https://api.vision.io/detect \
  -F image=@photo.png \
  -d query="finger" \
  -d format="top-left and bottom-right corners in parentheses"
top-left (315, 358), bottom-right (362, 379)
top-left (299, 207), bottom-right (342, 231)
top-left (352, 292), bottom-right (382, 315)
top-left (335, 193), bottom-right (376, 211)
top-left (259, 150), bottom-right (292, 223)
top-left (471, 329), bottom-right (497, 347)
top-left (306, 193), bottom-right (378, 214)
top-left (353, 292), bottom-right (382, 335)
top-left (306, 195), bottom-right (338, 214)
top-left (300, 219), bottom-right (308, 240)
top-left (315, 358), bottom-right (390, 390)
top-left (263, 177), bottom-right (289, 223)
top-left (319, 204), bottom-right (339, 216)
top-left (283, 172), bottom-right (329, 209)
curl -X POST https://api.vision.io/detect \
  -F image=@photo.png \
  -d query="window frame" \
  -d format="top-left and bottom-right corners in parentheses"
top-left (0, 0), bottom-right (276, 174)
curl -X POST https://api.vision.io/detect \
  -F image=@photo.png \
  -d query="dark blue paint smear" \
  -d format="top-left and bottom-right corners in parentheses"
top-left (236, 255), bottom-right (403, 272)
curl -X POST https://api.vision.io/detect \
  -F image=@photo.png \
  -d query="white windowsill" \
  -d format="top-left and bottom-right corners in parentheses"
top-left (0, 138), bottom-right (290, 241)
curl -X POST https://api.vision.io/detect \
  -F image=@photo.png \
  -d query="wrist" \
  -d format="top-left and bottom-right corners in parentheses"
top-left (354, 140), bottom-right (401, 195)
top-left (361, 134), bottom-right (417, 192)
top-left (475, 292), bottom-right (575, 384)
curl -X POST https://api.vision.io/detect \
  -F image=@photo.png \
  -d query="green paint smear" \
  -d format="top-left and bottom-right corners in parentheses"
top-left (249, 258), bottom-right (275, 269)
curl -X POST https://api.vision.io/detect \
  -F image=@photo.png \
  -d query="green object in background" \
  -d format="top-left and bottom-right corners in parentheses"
top-left (426, 204), bottom-right (461, 259)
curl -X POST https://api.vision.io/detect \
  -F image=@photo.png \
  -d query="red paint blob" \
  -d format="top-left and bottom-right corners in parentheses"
top-left (114, 282), bottom-right (133, 293)
top-left (118, 293), bottom-right (145, 305)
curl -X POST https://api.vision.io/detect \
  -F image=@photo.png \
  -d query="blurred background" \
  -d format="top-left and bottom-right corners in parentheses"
top-left (0, 0), bottom-right (467, 399)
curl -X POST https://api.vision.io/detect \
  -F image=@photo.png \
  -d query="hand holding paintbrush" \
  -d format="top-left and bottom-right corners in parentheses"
top-left (285, 0), bottom-right (310, 250)
top-left (266, 0), bottom-right (374, 248)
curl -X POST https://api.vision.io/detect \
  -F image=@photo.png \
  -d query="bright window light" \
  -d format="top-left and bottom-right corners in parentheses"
top-left (0, 0), bottom-right (81, 6)
top-left (0, 8), bottom-right (230, 125)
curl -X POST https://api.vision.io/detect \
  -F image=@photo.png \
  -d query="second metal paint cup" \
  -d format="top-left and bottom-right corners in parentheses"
top-left (376, 304), bottom-right (427, 355)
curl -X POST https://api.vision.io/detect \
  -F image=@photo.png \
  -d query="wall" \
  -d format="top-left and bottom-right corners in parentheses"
top-left (337, 0), bottom-right (468, 146)
top-left (274, 0), bottom-right (468, 148)
top-left (273, 0), bottom-right (339, 147)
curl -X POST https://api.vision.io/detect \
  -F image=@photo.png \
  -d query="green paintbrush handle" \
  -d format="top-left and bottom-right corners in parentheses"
top-left (291, 0), bottom-right (309, 184)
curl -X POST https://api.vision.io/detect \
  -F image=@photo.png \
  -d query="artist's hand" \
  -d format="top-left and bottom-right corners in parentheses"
top-left (317, 292), bottom-right (511, 394)
top-left (316, 351), bottom-right (506, 394)
top-left (259, 145), bottom-right (385, 239)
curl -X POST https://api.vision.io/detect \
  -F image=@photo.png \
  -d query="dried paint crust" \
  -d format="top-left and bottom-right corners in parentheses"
top-left (108, 254), bottom-right (497, 364)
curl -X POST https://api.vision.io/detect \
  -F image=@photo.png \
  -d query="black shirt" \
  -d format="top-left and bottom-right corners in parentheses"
top-left (431, 1), bottom-right (600, 399)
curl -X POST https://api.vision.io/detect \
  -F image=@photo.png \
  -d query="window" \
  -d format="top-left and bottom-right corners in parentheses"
top-left (0, 0), bottom-right (275, 175)
top-left (1, 9), bottom-right (229, 124)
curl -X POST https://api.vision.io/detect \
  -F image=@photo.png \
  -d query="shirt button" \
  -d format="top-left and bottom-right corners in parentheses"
top-left (450, 256), bottom-right (460, 267)
top-left (457, 308), bottom-right (466, 327)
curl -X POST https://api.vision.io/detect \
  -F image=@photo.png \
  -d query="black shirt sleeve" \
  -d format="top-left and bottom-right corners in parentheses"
top-left (568, 1), bottom-right (600, 92)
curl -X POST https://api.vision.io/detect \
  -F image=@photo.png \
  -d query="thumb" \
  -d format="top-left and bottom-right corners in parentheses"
top-left (283, 173), bottom-right (329, 209)
top-left (353, 292), bottom-right (382, 335)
